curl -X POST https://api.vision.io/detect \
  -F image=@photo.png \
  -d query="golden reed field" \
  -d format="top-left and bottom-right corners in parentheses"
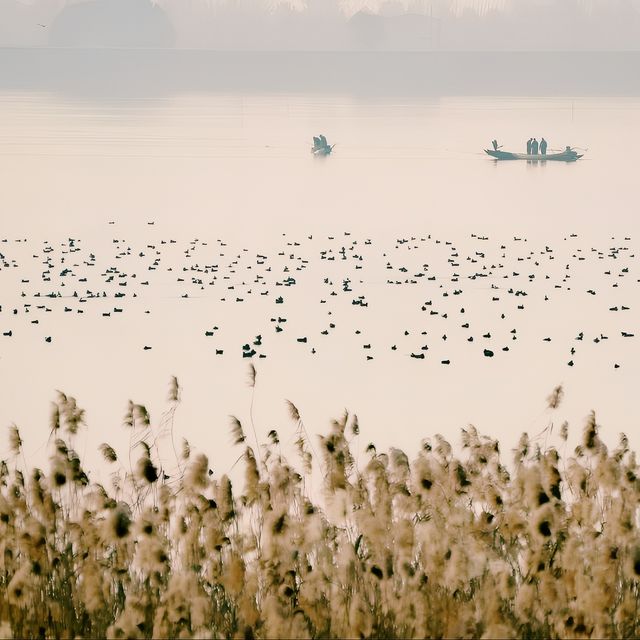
top-left (1, 375), bottom-right (639, 639)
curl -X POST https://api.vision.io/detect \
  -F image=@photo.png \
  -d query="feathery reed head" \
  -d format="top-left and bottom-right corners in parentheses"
top-left (0, 385), bottom-right (638, 640)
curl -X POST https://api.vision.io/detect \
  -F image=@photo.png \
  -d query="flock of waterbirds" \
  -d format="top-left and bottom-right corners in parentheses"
top-left (0, 224), bottom-right (637, 370)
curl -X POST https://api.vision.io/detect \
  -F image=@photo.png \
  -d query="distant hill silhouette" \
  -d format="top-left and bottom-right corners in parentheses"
top-left (348, 12), bottom-right (435, 50)
top-left (50, 0), bottom-right (174, 49)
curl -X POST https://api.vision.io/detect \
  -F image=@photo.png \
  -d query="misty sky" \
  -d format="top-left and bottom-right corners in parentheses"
top-left (1, 0), bottom-right (640, 50)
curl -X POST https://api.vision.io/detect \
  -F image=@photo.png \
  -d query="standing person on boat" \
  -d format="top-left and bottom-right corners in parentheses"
top-left (540, 138), bottom-right (548, 155)
top-left (526, 138), bottom-right (532, 154)
top-left (531, 138), bottom-right (539, 155)
top-left (492, 139), bottom-right (499, 151)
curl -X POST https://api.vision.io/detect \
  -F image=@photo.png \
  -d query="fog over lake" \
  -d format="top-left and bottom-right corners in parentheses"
top-left (1, 50), bottom-right (638, 476)
top-left (3, 1), bottom-right (640, 636)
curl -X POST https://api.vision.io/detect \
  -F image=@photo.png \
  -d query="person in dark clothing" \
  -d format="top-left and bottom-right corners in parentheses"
top-left (540, 138), bottom-right (547, 155)
top-left (531, 138), bottom-right (539, 155)
top-left (492, 139), bottom-right (499, 151)
top-left (526, 138), bottom-right (532, 154)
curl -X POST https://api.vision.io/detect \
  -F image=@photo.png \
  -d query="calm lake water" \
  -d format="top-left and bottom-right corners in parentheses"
top-left (0, 91), bottom-right (638, 476)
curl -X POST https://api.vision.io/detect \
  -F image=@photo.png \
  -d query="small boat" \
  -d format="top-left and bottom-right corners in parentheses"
top-left (312, 134), bottom-right (334, 156)
top-left (312, 145), bottom-right (334, 156)
top-left (485, 148), bottom-right (583, 162)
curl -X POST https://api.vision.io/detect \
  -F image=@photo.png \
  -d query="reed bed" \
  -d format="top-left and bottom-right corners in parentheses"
top-left (1, 378), bottom-right (639, 639)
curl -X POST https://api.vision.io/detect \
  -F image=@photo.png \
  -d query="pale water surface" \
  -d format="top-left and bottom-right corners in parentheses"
top-left (0, 92), bottom-right (638, 477)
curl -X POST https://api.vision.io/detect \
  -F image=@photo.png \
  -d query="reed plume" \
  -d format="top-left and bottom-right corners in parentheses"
top-left (0, 383), bottom-right (639, 639)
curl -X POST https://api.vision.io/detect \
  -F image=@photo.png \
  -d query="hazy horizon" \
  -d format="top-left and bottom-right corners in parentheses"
top-left (3, 50), bottom-right (640, 99)
top-left (3, 3), bottom-right (640, 638)
top-left (3, 0), bottom-right (640, 51)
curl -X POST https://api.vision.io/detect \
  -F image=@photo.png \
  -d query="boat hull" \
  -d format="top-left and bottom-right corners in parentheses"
top-left (485, 149), bottom-right (582, 162)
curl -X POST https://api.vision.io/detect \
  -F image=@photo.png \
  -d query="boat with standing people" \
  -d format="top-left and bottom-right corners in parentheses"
top-left (485, 141), bottom-right (583, 162)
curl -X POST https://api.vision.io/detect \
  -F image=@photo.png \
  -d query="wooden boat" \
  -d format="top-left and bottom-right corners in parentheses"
top-left (485, 148), bottom-right (583, 162)
top-left (311, 144), bottom-right (334, 156)
top-left (312, 134), bottom-right (334, 156)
